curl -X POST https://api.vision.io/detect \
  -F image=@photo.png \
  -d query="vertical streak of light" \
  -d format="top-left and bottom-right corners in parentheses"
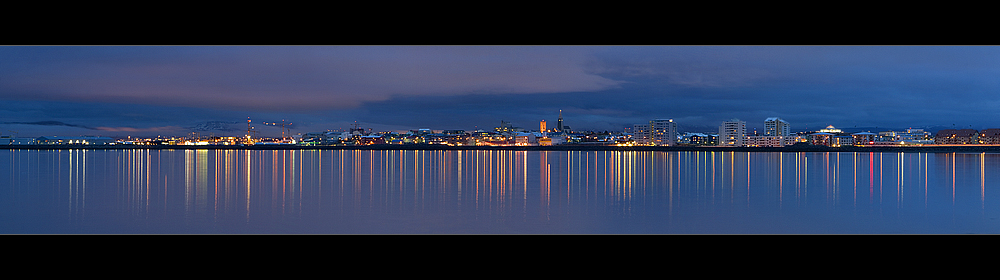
top-left (82, 150), bottom-right (87, 219)
top-left (522, 151), bottom-right (526, 203)
top-left (899, 152), bottom-right (903, 209)
top-left (835, 152), bottom-right (840, 206)
top-left (795, 152), bottom-right (801, 205)
top-left (147, 150), bottom-right (151, 218)
top-left (803, 152), bottom-right (808, 204)
top-left (868, 153), bottom-right (875, 204)
top-left (720, 151), bottom-right (725, 208)
top-left (779, 153), bottom-right (784, 207)
top-left (879, 153), bottom-right (884, 204)
top-left (458, 150), bottom-right (462, 205)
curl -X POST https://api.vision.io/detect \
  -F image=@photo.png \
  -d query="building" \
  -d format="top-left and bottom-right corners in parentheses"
top-left (556, 110), bottom-right (564, 132)
top-left (680, 132), bottom-right (717, 146)
top-left (810, 132), bottom-right (834, 146)
top-left (935, 129), bottom-right (978, 145)
top-left (746, 135), bottom-right (788, 147)
top-left (852, 132), bottom-right (877, 146)
top-left (833, 135), bottom-right (855, 147)
top-left (818, 125), bottom-right (843, 133)
top-left (35, 136), bottom-right (114, 145)
top-left (0, 136), bottom-right (35, 145)
top-left (632, 123), bottom-right (651, 145)
top-left (764, 117), bottom-right (790, 136)
top-left (650, 119), bottom-right (678, 146)
top-left (719, 119), bottom-right (746, 147)
top-left (514, 132), bottom-right (538, 146)
top-left (879, 128), bottom-right (933, 145)
top-left (980, 128), bottom-right (1000, 144)
top-left (899, 129), bottom-right (932, 144)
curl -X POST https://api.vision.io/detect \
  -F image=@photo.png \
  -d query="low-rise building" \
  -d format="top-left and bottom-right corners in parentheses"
top-left (746, 135), bottom-right (791, 147)
top-left (810, 132), bottom-right (834, 146)
top-left (852, 132), bottom-right (877, 146)
top-left (0, 136), bottom-right (36, 145)
top-left (935, 129), bottom-right (978, 145)
top-left (36, 136), bottom-right (114, 145)
top-left (980, 129), bottom-right (1000, 144)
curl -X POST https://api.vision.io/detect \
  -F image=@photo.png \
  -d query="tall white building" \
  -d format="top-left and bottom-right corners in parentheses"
top-left (650, 119), bottom-right (677, 146)
top-left (633, 123), bottom-right (651, 145)
top-left (764, 117), bottom-right (790, 136)
top-left (719, 119), bottom-right (746, 147)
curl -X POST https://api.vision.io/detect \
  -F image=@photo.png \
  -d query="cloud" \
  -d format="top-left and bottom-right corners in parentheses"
top-left (94, 126), bottom-right (183, 132)
top-left (1, 121), bottom-right (95, 129)
top-left (0, 46), bottom-right (624, 111)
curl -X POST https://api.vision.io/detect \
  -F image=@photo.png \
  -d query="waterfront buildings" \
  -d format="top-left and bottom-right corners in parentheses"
top-left (650, 119), bottom-right (678, 146)
top-left (746, 135), bottom-right (789, 147)
top-left (852, 132), bottom-right (877, 145)
top-left (981, 129), bottom-right (1000, 144)
top-left (35, 136), bottom-right (113, 145)
top-left (764, 117), bottom-right (790, 137)
top-left (633, 119), bottom-right (677, 146)
top-left (17, 113), bottom-right (1000, 148)
top-left (877, 128), bottom-right (933, 145)
top-left (0, 136), bottom-right (35, 145)
top-left (936, 129), bottom-right (979, 145)
top-left (810, 132), bottom-right (834, 146)
top-left (746, 117), bottom-right (793, 147)
top-left (680, 132), bottom-right (717, 146)
top-left (719, 119), bottom-right (746, 147)
top-left (632, 123), bottom-right (651, 145)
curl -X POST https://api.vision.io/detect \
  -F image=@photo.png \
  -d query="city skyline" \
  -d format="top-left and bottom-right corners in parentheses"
top-left (3, 46), bottom-right (999, 138)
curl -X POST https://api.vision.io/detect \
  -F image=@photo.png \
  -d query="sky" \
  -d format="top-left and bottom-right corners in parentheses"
top-left (2, 45), bottom-right (999, 138)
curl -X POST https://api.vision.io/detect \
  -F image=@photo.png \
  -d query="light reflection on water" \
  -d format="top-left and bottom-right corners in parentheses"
top-left (2, 149), bottom-right (999, 234)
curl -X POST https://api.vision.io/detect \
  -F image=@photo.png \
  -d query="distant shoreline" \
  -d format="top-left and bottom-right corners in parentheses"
top-left (5, 144), bottom-right (1000, 153)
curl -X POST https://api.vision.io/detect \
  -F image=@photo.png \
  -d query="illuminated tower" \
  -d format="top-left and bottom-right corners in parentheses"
top-left (540, 120), bottom-right (547, 132)
top-left (246, 117), bottom-right (254, 143)
top-left (557, 110), bottom-right (564, 132)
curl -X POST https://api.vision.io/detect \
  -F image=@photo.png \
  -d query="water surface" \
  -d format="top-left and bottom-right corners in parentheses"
top-left (2, 149), bottom-right (998, 234)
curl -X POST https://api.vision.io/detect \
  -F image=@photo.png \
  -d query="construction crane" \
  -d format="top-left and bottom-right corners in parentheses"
top-left (245, 117), bottom-right (259, 144)
top-left (262, 119), bottom-right (293, 141)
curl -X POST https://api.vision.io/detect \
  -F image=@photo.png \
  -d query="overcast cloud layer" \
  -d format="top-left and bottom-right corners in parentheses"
top-left (2, 46), bottom-right (999, 137)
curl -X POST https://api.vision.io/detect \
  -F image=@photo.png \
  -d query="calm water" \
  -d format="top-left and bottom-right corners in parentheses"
top-left (2, 149), bottom-right (999, 234)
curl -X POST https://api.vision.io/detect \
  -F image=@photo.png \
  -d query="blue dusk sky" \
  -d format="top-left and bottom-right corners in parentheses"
top-left (1, 45), bottom-right (997, 138)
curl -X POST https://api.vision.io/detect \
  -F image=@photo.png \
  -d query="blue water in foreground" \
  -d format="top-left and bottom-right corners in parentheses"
top-left (2, 149), bottom-right (998, 234)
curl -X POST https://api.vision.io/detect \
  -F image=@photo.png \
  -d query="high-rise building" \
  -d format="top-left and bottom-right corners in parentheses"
top-left (719, 119), bottom-right (746, 147)
top-left (764, 117), bottom-right (790, 136)
top-left (633, 123), bottom-right (651, 145)
top-left (633, 119), bottom-right (677, 146)
top-left (540, 120), bottom-right (547, 132)
top-left (650, 119), bottom-right (677, 146)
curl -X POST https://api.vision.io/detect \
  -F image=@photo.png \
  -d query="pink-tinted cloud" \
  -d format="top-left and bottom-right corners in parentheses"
top-left (94, 126), bottom-right (184, 132)
top-left (0, 46), bottom-right (624, 111)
